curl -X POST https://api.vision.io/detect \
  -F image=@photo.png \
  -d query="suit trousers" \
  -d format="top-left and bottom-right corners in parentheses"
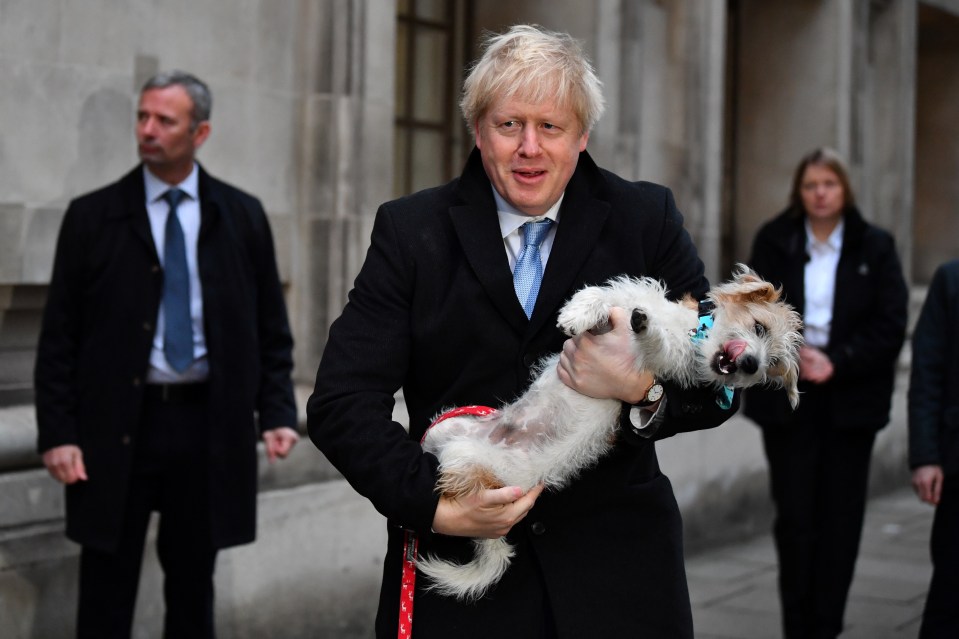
top-left (919, 473), bottom-right (959, 638)
top-left (76, 388), bottom-right (217, 639)
top-left (760, 393), bottom-right (877, 639)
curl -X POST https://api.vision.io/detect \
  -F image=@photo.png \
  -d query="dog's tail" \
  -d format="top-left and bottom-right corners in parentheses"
top-left (417, 537), bottom-right (515, 601)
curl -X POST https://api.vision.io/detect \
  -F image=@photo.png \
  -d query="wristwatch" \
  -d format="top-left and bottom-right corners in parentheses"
top-left (633, 379), bottom-right (664, 407)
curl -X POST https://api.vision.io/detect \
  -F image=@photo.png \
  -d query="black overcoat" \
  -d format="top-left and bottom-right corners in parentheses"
top-left (35, 165), bottom-right (296, 552)
top-left (308, 149), bottom-right (737, 638)
top-left (744, 206), bottom-right (907, 430)
top-left (909, 259), bottom-right (959, 475)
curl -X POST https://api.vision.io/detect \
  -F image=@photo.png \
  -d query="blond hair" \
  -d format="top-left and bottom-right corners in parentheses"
top-left (460, 25), bottom-right (605, 134)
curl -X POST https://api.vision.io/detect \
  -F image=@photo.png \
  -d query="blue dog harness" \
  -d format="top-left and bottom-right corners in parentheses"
top-left (688, 300), bottom-right (734, 410)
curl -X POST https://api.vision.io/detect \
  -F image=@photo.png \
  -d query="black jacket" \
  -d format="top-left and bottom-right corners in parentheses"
top-left (744, 205), bottom-right (907, 430)
top-left (909, 259), bottom-right (959, 475)
top-left (34, 165), bottom-right (296, 551)
top-left (308, 149), bottom-right (738, 638)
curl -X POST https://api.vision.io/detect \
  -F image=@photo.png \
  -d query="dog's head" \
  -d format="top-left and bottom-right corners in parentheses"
top-left (701, 264), bottom-right (803, 408)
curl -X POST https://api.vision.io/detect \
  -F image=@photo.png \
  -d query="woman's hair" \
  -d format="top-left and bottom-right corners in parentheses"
top-left (141, 70), bottom-right (212, 131)
top-left (460, 24), bottom-right (605, 134)
top-left (788, 147), bottom-right (857, 212)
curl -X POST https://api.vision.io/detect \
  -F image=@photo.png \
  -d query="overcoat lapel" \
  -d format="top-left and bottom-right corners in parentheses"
top-left (113, 166), bottom-right (158, 261)
top-left (529, 158), bottom-right (608, 335)
top-left (831, 208), bottom-right (868, 341)
top-left (197, 165), bottom-right (222, 241)
top-left (780, 216), bottom-right (807, 314)
top-left (449, 200), bottom-right (527, 333)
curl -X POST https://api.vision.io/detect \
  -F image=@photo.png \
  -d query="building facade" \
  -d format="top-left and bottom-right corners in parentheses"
top-left (1, 0), bottom-right (957, 635)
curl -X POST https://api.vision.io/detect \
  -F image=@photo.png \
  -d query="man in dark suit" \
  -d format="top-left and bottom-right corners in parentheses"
top-left (34, 71), bottom-right (298, 639)
top-left (910, 259), bottom-right (959, 638)
top-left (308, 25), bottom-right (736, 638)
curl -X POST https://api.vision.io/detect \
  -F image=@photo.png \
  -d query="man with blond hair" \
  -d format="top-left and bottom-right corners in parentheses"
top-left (309, 25), bottom-right (734, 637)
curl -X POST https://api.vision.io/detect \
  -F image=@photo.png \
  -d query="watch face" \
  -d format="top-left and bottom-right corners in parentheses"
top-left (646, 383), bottom-right (664, 403)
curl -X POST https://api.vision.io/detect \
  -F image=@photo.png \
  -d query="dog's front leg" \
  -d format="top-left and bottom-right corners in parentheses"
top-left (557, 286), bottom-right (613, 336)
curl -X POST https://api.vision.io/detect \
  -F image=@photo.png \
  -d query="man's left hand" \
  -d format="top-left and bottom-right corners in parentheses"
top-left (262, 426), bottom-right (300, 463)
top-left (557, 306), bottom-right (654, 404)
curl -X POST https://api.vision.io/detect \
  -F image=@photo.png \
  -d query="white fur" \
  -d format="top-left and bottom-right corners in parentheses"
top-left (418, 265), bottom-right (803, 600)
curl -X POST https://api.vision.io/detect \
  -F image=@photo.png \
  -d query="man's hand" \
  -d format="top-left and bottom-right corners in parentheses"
top-left (262, 426), bottom-right (300, 463)
top-left (432, 484), bottom-right (545, 539)
top-left (912, 464), bottom-right (944, 506)
top-left (557, 306), bottom-right (653, 404)
top-left (799, 345), bottom-right (834, 384)
top-left (42, 444), bottom-right (88, 484)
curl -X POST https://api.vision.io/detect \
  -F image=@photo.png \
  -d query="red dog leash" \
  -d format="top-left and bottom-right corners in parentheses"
top-left (398, 405), bottom-right (497, 638)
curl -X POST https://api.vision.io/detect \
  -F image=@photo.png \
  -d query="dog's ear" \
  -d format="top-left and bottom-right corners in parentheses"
top-left (768, 357), bottom-right (801, 409)
top-left (714, 279), bottom-right (780, 306)
top-left (729, 264), bottom-right (783, 304)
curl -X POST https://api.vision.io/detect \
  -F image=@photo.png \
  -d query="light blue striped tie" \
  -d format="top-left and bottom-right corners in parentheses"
top-left (161, 188), bottom-right (194, 372)
top-left (513, 219), bottom-right (552, 318)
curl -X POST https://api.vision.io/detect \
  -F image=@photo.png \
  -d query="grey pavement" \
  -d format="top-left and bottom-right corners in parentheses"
top-left (686, 487), bottom-right (935, 639)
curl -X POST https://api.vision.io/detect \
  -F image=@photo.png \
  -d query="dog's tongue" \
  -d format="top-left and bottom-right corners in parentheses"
top-left (724, 339), bottom-right (748, 362)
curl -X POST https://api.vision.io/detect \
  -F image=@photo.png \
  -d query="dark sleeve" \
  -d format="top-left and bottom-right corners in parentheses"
top-left (618, 187), bottom-right (740, 443)
top-left (306, 205), bottom-right (440, 532)
top-left (908, 263), bottom-right (954, 468)
top-left (827, 230), bottom-right (908, 380)
top-left (248, 198), bottom-right (297, 430)
top-left (34, 203), bottom-right (84, 453)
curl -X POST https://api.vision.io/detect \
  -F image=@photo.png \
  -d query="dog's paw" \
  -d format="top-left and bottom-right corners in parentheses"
top-left (630, 309), bottom-right (647, 333)
top-left (557, 287), bottom-right (611, 335)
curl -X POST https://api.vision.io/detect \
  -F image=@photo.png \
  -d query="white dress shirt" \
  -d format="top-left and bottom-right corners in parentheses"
top-left (803, 218), bottom-right (844, 349)
top-left (143, 164), bottom-right (209, 383)
top-left (494, 188), bottom-right (562, 270)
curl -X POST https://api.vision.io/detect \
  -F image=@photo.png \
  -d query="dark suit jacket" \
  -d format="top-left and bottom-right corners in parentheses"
top-left (744, 206), bottom-right (907, 430)
top-left (34, 165), bottom-right (296, 552)
top-left (308, 149), bottom-right (737, 638)
top-left (909, 259), bottom-right (959, 475)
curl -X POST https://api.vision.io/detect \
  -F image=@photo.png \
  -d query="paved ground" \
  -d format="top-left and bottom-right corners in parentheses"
top-left (686, 487), bottom-right (935, 638)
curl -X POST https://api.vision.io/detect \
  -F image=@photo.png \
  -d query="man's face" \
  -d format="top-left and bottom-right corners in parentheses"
top-left (475, 96), bottom-right (588, 217)
top-left (136, 85), bottom-right (209, 178)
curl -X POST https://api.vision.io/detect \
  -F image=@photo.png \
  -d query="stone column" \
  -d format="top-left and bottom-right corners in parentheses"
top-left (291, 0), bottom-right (396, 381)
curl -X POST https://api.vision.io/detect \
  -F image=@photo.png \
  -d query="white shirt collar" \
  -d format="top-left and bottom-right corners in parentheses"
top-left (143, 164), bottom-right (200, 204)
top-left (805, 217), bottom-right (844, 253)
top-left (494, 188), bottom-right (564, 239)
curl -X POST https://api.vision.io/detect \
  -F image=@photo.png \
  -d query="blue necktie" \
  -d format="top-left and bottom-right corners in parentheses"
top-left (161, 188), bottom-right (194, 372)
top-left (513, 219), bottom-right (552, 318)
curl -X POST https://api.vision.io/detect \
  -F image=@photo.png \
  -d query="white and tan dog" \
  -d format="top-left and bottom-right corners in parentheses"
top-left (419, 264), bottom-right (803, 600)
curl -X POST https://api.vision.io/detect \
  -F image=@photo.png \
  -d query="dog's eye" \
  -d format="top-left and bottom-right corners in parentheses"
top-left (754, 321), bottom-right (767, 337)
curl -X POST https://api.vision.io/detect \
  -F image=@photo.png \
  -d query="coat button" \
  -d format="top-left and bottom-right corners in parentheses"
top-left (132, 377), bottom-right (141, 387)
top-left (530, 521), bottom-right (546, 535)
top-left (143, 321), bottom-right (153, 332)
top-left (121, 435), bottom-right (131, 445)
top-left (151, 264), bottom-right (161, 274)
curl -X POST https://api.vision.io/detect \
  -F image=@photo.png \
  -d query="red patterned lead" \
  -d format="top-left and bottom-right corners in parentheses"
top-left (397, 405), bottom-right (498, 638)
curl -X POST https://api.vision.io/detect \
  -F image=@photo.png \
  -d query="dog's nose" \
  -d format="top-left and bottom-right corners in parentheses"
top-left (738, 355), bottom-right (758, 375)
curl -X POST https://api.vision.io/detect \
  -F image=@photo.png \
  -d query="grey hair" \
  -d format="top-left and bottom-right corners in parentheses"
top-left (460, 24), bottom-right (605, 134)
top-left (141, 70), bottom-right (212, 129)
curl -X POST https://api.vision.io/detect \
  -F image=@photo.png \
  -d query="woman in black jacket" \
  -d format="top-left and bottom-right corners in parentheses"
top-left (745, 148), bottom-right (908, 639)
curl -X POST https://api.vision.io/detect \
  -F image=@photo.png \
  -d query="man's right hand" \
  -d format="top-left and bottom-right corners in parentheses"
top-left (42, 445), bottom-right (88, 484)
top-left (431, 484), bottom-right (545, 539)
top-left (912, 464), bottom-right (943, 506)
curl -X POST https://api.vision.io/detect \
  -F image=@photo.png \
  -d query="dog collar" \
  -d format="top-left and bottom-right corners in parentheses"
top-left (689, 312), bottom-right (714, 343)
top-left (422, 405), bottom-right (497, 443)
top-left (688, 300), bottom-right (734, 410)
